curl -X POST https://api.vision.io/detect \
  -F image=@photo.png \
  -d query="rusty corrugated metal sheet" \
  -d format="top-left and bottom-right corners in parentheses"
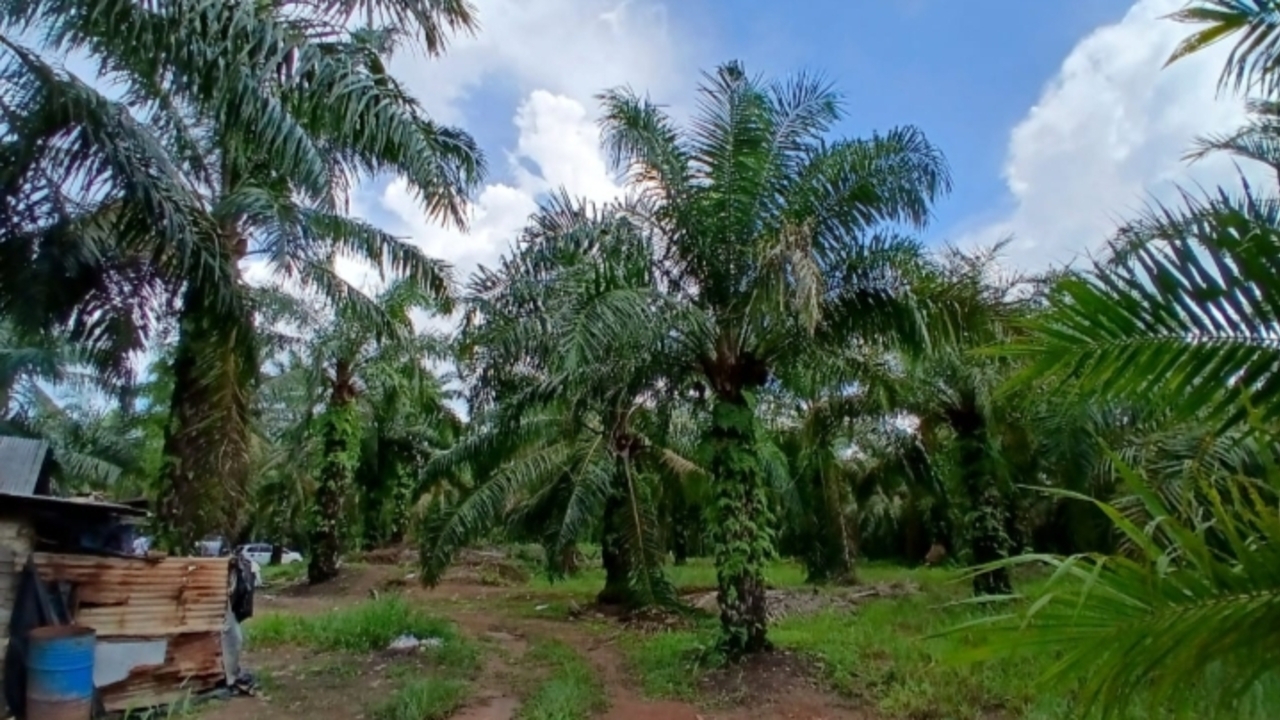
top-left (33, 554), bottom-right (229, 636)
top-left (98, 633), bottom-right (225, 712)
top-left (30, 553), bottom-right (229, 712)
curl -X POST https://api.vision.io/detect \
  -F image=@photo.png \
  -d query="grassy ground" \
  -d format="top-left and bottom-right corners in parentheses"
top-left (231, 552), bottom-right (1274, 720)
top-left (517, 640), bottom-right (607, 720)
top-left (260, 561), bottom-right (308, 585)
top-left (619, 561), bottom-right (1277, 720)
top-left (248, 597), bottom-right (482, 719)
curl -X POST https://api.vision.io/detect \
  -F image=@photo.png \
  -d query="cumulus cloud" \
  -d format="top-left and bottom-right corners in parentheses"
top-left (391, 0), bottom-right (691, 125)
top-left (364, 0), bottom-right (695, 301)
top-left (379, 90), bottom-right (627, 292)
top-left (962, 0), bottom-right (1269, 271)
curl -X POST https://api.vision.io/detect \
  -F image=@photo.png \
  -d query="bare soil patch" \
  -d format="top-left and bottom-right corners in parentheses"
top-left (684, 582), bottom-right (919, 622)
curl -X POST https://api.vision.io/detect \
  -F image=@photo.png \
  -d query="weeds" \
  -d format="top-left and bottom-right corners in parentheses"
top-left (372, 678), bottom-right (470, 720)
top-left (517, 640), bottom-right (606, 720)
top-left (248, 596), bottom-right (474, 664)
top-left (626, 627), bottom-right (720, 700)
top-left (260, 562), bottom-right (308, 585)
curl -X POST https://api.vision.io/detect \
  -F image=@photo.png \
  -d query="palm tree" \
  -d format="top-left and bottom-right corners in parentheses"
top-left (965, 50), bottom-right (1280, 711)
top-left (595, 61), bottom-right (950, 654)
top-left (0, 320), bottom-right (146, 492)
top-left (2, 0), bottom-right (484, 548)
top-left (765, 348), bottom-right (896, 584)
top-left (420, 194), bottom-right (690, 607)
top-left (292, 279), bottom-right (452, 583)
top-left (891, 245), bottom-right (1043, 595)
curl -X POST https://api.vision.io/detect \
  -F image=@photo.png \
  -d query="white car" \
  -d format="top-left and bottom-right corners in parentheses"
top-left (237, 543), bottom-right (303, 566)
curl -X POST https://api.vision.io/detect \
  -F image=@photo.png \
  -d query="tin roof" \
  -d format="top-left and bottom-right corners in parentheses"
top-left (0, 435), bottom-right (50, 495)
top-left (0, 491), bottom-right (149, 517)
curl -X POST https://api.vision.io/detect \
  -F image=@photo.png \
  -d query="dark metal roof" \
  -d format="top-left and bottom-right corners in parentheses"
top-left (0, 491), bottom-right (148, 517)
top-left (0, 436), bottom-right (51, 495)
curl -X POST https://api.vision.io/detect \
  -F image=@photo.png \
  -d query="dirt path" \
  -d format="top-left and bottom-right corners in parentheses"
top-left (208, 565), bottom-right (865, 720)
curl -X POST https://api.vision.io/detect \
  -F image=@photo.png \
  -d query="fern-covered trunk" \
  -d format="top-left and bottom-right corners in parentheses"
top-left (309, 363), bottom-right (361, 584)
top-left (709, 394), bottom-right (774, 657)
top-left (670, 490), bottom-right (692, 566)
top-left (157, 272), bottom-right (253, 551)
top-left (952, 405), bottom-right (1012, 596)
top-left (597, 470), bottom-right (633, 606)
top-left (801, 461), bottom-right (857, 585)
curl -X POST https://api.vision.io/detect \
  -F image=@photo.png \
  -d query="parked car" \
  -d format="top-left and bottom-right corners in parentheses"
top-left (236, 543), bottom-right (303, 566)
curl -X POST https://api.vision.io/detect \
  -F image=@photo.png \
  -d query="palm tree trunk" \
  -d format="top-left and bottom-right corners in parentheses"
top-left (597, 470), bottom-right (633, 606)
top-left (308, 364), bottom-right (360, 584)
top-left (670, 491), bottom-right (691, 566)
top-left (952, 408), bottom-right (1012, 596)
top-left (709, 394), bottom-right (773, 657)
top-left (156, 280), bottom-right (253, 551)
top-left (803, 466), bottom-right (857, 585)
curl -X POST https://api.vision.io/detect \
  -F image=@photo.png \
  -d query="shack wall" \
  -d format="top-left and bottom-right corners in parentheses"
top-left (0, 516), bottom-right (35, 716)
top-left (32, 553), bottom-right (231, 712)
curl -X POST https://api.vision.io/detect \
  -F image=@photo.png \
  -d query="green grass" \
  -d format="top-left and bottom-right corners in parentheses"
top-left (247, 597), bottom-right (479, 671)
top-left (517, 640), bottom-right (606, 720)
top-left (248, 598), bottom-right (484, 718)
top-left (626, 626), bottom-right (719, 700)
top-left (261, 561), bottom-right (308, 585)
top-left (604, 562), bottom-right (1280, 720)
top-left (522, 557), bottom-right (809, 600)
top-left (372, 678), bottom-right (470, 720)
top-left (623, 566), bottom-right (1053, 719)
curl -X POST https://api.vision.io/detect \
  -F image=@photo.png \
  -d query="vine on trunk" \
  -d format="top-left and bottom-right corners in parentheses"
top-left (709, 393), bottom-right (776, 658)
top-left (308, 401), bottom-right (363, 584)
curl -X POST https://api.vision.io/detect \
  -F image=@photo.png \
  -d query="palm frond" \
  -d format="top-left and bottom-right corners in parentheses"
top-left (1167, 0), bottom-right (1280, 97)
top-left (1012, 184), bottom-right (1280, 434)
top-left (961, 448), bottom-right (1280, 718)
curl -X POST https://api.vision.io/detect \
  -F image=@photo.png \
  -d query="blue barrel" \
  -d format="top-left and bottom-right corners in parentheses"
top-left (27, 625), bottom-right (96, 720)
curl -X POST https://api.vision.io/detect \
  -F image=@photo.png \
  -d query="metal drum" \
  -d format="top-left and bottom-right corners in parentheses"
top-left (26, 625), bottom-right (96, 720)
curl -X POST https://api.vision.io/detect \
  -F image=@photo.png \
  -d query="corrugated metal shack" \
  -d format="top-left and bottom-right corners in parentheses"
top-left (0, 436), bottom-right (235, 715)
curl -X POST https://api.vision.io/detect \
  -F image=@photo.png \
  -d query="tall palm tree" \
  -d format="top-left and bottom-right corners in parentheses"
top-left (892, 245), bottom-right (1041, 595)
top-left (2, 0), bottom-right (484, 548)
top-left (595, 61), bottom-right (950, 654)
top-left (295, 279), bottom-right (451, 583)
top-left (421, 194), bottom-right (690, 607)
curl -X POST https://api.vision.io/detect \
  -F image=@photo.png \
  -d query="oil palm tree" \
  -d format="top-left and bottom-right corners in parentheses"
top-left (967, 64), bottom-right (1280, 711)
top-left (2, 0), bottom-right (484, 548)
top-left (891, 245), bottom-right (1043, 595)
top-left (766, 347), bottom-right (899, 584)
top-left (595, 61), bottom-right (950, 653)
top-left (292, 279), bottom-right (451, 583)
top-left (420, 194), bottom-right (689, 607)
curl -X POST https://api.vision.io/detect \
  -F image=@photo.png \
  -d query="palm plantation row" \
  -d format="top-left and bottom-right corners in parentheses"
top-left (4, 0), bottom-right (1280, 716)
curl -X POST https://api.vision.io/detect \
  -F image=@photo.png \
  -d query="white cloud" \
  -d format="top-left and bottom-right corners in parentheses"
top-left (392, 0), bottom-right (691, 125)
top-left (962, 0), bottom-right (1268, 270)
top-left (380, 90), bottom-right (627, 289)
top-left (370, 0), bottom-right (695, 301)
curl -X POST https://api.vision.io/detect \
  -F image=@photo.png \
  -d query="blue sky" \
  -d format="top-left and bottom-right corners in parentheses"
top-left (355, 0), bottom-right (1255, 289)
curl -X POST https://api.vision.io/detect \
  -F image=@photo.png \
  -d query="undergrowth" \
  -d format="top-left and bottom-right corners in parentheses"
top-left (372, 678), bottom-right (471, 720)
top-left (621, 564), bottom-right (1277, 720)
top-left (248, 596), bottom-right (474, 663)
top-left (260, 562), bottom-right (308, 585)
top-left (517, 640), bottom-right (606, 720)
